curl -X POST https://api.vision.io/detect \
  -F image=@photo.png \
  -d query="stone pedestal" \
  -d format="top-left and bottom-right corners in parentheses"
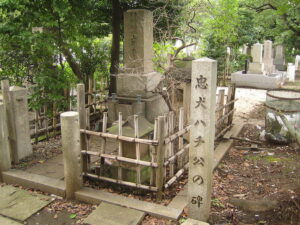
top-left (248, 62), bottom-right (265, 74)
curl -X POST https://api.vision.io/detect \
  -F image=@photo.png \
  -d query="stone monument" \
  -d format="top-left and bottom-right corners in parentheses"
top-left (263, 40), bottom-right (275, 75)
top-left (274, 44), bottom-right (286, 71)
top-left (108, 9), bottom-right (169, 123)
top-left (248, 43), bottom-right (264, 74)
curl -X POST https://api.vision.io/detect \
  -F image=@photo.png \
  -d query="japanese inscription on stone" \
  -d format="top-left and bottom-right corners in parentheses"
top-left (188, 58), bottom-right (217, 221)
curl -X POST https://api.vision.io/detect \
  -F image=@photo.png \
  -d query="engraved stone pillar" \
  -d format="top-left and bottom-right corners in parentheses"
top-left (124, 9), bottom-right (153, 74)
top-left (61, 111), bottom-right (82, 199)
top-left (188, 58), bottom-right (217, 221)
top-left (9, 86), bottom-right (32, 162)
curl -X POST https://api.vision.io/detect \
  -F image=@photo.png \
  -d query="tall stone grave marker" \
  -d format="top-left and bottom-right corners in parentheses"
top-left (188, 58), bottom-right (217, 221)
top-left (112, 9), bottom-right (169, 122)
top-left (295, 55), bottom-right (300, 71)
top-left (287, 63), bottom-right (295, 82)
top-left (274, 44), bottom-right (285, 71)
top-left (9, 86), bottom-right (32, 162)
top-left (248, 43), bottom-right (264, 74)
top-left (263, 40), bottom-right (275, 75)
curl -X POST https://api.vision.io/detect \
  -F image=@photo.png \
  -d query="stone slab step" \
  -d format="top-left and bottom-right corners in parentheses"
top-left (182, 218), bottom-right (209, 225)
top-left (84, 202), bottom-right (145, 225)
top-left (75, 187), bottom-right (182, 220)
top-left (0, 185), bottom-right (53, 221)
top-left (0, 215), bottom-right (22, 225)
top-left (2, 170), bottom-right (66, 197)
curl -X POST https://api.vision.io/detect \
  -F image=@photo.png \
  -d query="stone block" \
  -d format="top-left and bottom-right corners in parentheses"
top-left (248, 62), bottom-right (264, 74)
top-left (231, 71), bottom-right (284, 89)
top-left (124, 9), bottom-right (154, 74)
top-left (116, 103), bottom-right (133, 120)
top-left (116, 72), bottom-right (162, 98)
top-left (145, 95), bottom-right (169, 122)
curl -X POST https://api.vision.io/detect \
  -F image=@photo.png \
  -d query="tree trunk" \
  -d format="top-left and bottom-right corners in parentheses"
top-left (109, 0), bottom-right (121, 95)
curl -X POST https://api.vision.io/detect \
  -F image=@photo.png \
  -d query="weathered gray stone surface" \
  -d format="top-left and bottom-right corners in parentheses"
top-left (2, 170), bottom-right (66, 197)
top-left (188, 58), bottom-right (217, 221)
top-left (0, 185), bottom-right (53, 221)
top-left (248, 62), bottom-right (264, 74)
top-left (26, 154), bottom-right (64, 179)
top-left (84, 202), bottom-right (145, 225)
top-left (116, 72), bottom-right (162, 98)
top-left (182, 218), bottom-right (209, 225)
top-left (0, 215), bottom-right (22, 225)
top-left (9, 86), bottom-right (32, 161)
top-left (263, 40), bottom-right (274, 75)
top-left (75, 187), bottom-right (182, 220)
top-left (60, 111), bottom-right (82, 199)
top-left (124, 9), bottom-right (154, 74)
top-left (251, 43), bottom-right (263, 63)
top-left (274, 44), bottom-right (285, 70)
top-left (0, 103), bottom-right (11, 180)
top-left (287, 63), bottom-right (295, 82)
top-left (145, 95), bottom-right (169, 122)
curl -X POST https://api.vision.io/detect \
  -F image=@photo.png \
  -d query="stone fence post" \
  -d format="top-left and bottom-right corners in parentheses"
top-left (188, 58), bottom-right (217, 221)
top-left (0, 103), bottom-right (11, 181)
top-left (61, 111), bottom-right (82, 198)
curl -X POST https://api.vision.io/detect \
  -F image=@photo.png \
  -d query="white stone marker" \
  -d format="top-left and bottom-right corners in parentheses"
top-left (248, 43), bottom-right (264, 74)
top-left (60, 111), bottom-right (82, 198)
top-left (0, 103), bottom-right (11, 181)
top-left (9, 86), bottom-right (32, 162)
top-left (263, 40), bottom-right (274, 75)
top-left (188, 58), bottom-right (217, 221)
top-left (295, 55), bottom-right (300, 71)
top-left (274, 44), bottom-right (285, 70)
top-left (287, 63), bottom-right (295, 82)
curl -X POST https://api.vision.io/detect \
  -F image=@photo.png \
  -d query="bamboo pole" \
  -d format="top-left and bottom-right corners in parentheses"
top-left (217, 89), bottom-right (225, 121)
top-left (164, 144), bottom-right (190, 166)
top-left (80, 129), bottom-right (158, 145)
top-left (156, 116), bottom-right (165, 201)
top-left (84, 173), bottom-right (157, 191)
top-left (178, 107), bottom-right (184, 168)
top-left (118, 112), bottom-right (123, 181)
top-left (44, 106), bottom-right (49, 140)
top-left (214, 124), bottom-right (232, 140)
top-left (164, 163), bottom-right (188, 189)
top-left (150, 118), bottom-right (158, 186)
top-left (168, 111), bottom-right (175, 177)
top-left (134, 115), bottom-right (141, 185)
top-left (215, 98), bottom-right (238, 112)
top-left (81, 151), bottom-right (158, 167)
top-left (216, 109), bottom-right (235, 126)
top-left (34, 111), bottom-right (39, 144)
top-left (164, 125), bottom-right (192, 144)
top-left (101, 112), bottom-right (108, 154)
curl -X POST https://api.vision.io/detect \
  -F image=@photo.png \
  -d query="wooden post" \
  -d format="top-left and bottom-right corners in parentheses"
top-left (134, 115), bottom-right (141, 185)
top-left (118, 112), bottom-right (123, 181)
top-left (216, 89), bottom-right (225, 133)
top-left (0, 103), bottom-right (11, 181)
top-left (35, 111), bottom-right (39, 143)
top-left (188, 58), bottom-right (217, 221)
top-left (60, 111), bottom-right (82, 199)
top-left (150, 118), bottom-right (158, 186)
top-left (156, 116), bottom-right (165, 201)
top-left (101, 112), bottom-right (108, 154)
top-left (168, 111), bottom-right (175, 176)
top-left (77, 84), bottom-right (88, 173)
top-left (178, 107), bottom-right (184, 168)
top-left (227, 85), bottom-right (236, 126)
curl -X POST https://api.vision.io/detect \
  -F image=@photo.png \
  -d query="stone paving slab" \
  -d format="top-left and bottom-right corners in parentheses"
top-left (0, 185), bottom-right (53, 221)
top-left (0, 216), bottom-right (22, 225)
top-left (26, 154), bottom-right (64, 179)
top-left (84, 202), bottom-right (145, 225)
top-left (181, 218), bottom-right (209, 225)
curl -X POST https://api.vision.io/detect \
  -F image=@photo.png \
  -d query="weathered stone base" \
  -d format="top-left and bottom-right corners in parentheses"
top-left (231, 71), bottom-right (285, 89)
top-left (248, 62), bottom-right (265, 74)
top-left (107, 94), bottom-right (169, 123)
top-left (116, 72), bottom-right (162, 98)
